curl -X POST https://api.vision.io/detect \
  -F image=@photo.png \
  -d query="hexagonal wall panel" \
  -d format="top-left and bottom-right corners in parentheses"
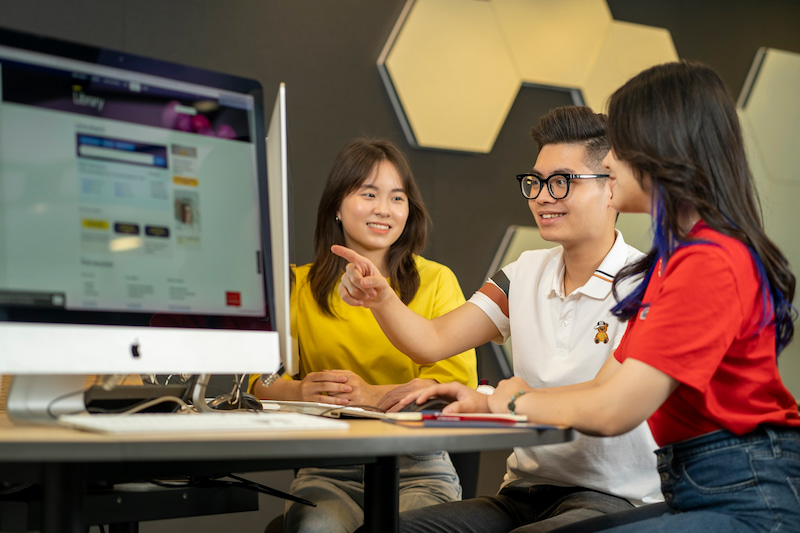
top-left (739, 111), bottom-right (772, 203)
top-left (739, 48), bottom-right (800, 184)
top-left (379, 0), bottom-right (678, 153)
top-left (379, 0), bottom-right (521, 153)
top-left (737, 47), bottom-right (800, 395)
top-left (492, 0), bottom-right (611, 89)
top-left (582, 21), bottom-right (678, 110)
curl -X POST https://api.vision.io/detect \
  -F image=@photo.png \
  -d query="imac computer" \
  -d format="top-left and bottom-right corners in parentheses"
top-left (0, 27), bottom-right (284, 422)
top-left (265, 82), bottom-right (297, 377)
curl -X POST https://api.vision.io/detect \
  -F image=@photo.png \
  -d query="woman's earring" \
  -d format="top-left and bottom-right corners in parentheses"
top-left (335, 216), bottom-right (341, 223)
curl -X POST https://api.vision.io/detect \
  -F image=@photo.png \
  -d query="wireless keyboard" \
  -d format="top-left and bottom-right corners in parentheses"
top-left (59, 411), bottom-right (349, 434)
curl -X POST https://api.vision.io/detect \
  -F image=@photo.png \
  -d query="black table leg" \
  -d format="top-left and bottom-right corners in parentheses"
top-left (42, 462), bottom-right (87, 533)
top-left (363, 455), bottom-right (399, 533)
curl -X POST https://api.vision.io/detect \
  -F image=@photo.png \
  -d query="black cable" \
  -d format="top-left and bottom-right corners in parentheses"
top-left (203, 474), bottom-right (316, 507)
top-left (145, 474), bottom-right (316, 507)
top-left (146, 477), bottom-right (191, 488)
top-left (0, 481), bottom-right (34, 495)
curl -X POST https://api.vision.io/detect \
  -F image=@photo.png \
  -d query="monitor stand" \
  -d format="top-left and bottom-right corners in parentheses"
top-left (5, 375), bottom-right (87, 424)
top-left (4, 375), bottom-right (212, 423)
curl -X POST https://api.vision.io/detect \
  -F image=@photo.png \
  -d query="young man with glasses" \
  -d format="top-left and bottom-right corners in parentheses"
top-left (335, 106), bottom-right (664, 532)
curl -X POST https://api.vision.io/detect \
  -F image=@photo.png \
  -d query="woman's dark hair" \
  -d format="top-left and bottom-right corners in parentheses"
top-left (609, 60), bottom-right (796, 354)
top-left (309, 138), bottom-right (430, 315)
top-left (531, 106), bottom-right (610, 168)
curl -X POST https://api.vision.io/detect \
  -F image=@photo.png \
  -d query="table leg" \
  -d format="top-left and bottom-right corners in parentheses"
top-left (363, 455), bottom-right (399, 533)
top-left (42, 462), bottom-right (87, 533)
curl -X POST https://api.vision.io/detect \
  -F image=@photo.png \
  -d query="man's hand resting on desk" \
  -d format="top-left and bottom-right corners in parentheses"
top-left (376, 378), bottom-right (437, 411)
top-left (393, 382), bottom-right (491, 414)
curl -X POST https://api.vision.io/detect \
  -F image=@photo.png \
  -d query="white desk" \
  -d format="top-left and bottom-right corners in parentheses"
top-left (0, 415), bottom-right (569, 532)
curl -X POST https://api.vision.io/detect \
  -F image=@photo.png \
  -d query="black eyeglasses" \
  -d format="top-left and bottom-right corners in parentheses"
top-left (516, 173), bottom-right (609, 200)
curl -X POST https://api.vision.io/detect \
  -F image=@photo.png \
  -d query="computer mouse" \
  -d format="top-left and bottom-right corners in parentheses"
top-left (399, 396), bottom-right (452, 413)
top-left (208, 392), bottom-right (264, 411)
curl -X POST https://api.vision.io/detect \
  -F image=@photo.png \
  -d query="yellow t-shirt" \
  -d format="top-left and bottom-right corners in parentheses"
top-left (252, 256), bottom-right (477, 391)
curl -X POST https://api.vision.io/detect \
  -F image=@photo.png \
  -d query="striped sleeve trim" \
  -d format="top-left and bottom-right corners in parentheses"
top-left (477, 270), bottom-right (510, 318)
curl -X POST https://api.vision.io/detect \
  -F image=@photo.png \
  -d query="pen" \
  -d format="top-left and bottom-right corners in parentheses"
top-left (259, 362), bottom-right (286, 388)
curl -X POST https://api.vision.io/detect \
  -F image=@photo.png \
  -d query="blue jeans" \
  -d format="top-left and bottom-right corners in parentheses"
top-left (284, 451), bottom-right (461, 533)
top-left (553, 425), bottom-right (800, 533)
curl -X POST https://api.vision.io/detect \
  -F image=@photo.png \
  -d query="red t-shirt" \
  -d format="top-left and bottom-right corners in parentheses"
top-left (615, 221), bottom-right (800, 446)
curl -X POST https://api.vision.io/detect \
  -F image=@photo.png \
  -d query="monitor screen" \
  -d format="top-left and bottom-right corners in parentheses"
top-left (0, 27), bottom-right (281, 419)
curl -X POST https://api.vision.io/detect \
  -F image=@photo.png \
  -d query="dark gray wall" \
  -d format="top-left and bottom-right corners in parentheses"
top-left (4, 0), bottom-right (798, 295)
top-left (2, 2), bottom-right (799, 531)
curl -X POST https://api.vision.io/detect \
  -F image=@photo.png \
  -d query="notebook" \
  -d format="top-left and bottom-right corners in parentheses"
top-left (260, 399), bottom-right (404, 419)
top-left (259, 400), bottom-right (546, 427)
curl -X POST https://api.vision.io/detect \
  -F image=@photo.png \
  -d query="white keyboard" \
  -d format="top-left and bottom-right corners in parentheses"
top-left (59, 411), bottom-right (349, 434)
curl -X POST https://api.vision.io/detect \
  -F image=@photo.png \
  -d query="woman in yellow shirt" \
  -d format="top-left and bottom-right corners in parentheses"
top-left (252, 137), bottom-right (476, 533)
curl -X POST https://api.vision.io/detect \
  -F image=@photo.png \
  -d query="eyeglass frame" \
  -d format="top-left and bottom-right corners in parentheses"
top-left (515, 173), bottom-right (610, 200)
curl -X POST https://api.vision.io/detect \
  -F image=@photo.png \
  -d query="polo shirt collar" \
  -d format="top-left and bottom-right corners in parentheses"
top-left (549, 229), bottom-right (631, 300)
top-left (549, 248), bottom-right (567, 298)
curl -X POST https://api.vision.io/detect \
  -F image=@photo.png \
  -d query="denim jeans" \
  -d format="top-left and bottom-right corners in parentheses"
top-left (284, 451), bottom-right (461, 533)
top-left (553, 425), bottom-right (800, 533)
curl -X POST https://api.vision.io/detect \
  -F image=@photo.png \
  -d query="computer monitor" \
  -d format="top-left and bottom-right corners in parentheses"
top-left (265, 83), bottom-right (297, 377)
top-left (0, 27), bottom-right (281, 422)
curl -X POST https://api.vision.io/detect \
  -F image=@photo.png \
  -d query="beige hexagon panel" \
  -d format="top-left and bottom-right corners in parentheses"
top-left (379, 0), bottom-right (678, 153)
top-left (737, 48), bottom-right (800, 398)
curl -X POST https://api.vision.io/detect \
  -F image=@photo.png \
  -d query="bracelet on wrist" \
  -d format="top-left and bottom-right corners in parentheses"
top-left (507, 390), bottom-right (526, 415)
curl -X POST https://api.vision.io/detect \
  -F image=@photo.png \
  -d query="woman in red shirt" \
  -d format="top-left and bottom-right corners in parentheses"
top-left (403, 61), bottom-right (800, 532)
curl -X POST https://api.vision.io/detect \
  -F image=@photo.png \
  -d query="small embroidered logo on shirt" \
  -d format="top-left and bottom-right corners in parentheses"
top-left (593, 321), bottom-right (609, 344)
top-left (639, 308), bottom-right (649, 320)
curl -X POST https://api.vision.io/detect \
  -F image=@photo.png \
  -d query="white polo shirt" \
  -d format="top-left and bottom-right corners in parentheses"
top-left (468, 230), bottom-right (663, 506)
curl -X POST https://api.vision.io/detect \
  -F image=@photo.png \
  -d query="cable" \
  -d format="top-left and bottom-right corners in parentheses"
top-left (145, 474), bottom-right (316, 507)
top-left (0, 481), bottom-right (34, 495)
top-left (115, 396), bottom-right (192, 415)
top-left (146, 477), bottom-right (191, 488)
top-left (210, 474), bottom-right (316, 507)
top-left (45, 388), bottom-right (88, 420)
top-left (85, 395), bottom-right (192, 415)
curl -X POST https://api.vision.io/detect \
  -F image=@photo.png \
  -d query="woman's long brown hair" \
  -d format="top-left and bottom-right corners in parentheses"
top-left (309, 138), bottom-right (430, 315)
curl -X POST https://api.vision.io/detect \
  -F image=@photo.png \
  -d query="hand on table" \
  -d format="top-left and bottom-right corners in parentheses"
top-left (325, 369), bottom-right (382, 407)
top-left (298, 371), bottom-right (353, 405)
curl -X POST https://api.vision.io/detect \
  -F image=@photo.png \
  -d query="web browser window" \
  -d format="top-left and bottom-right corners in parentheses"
top-left (0, 46), bottom-right (265, 317)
